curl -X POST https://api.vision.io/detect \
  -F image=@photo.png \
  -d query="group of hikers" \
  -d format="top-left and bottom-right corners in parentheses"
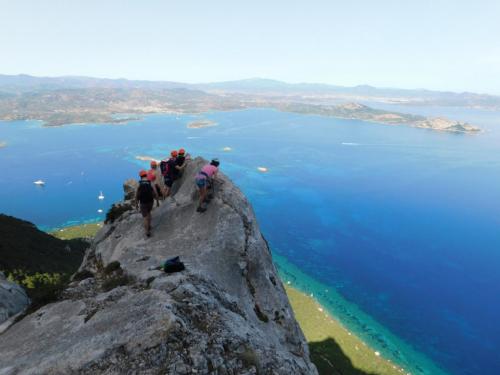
top-left (134, 148), bottom-right (221, 237)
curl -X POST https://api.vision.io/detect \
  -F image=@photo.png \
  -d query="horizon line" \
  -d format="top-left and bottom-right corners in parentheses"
top-left (0, 72), bottom-right (498, 97)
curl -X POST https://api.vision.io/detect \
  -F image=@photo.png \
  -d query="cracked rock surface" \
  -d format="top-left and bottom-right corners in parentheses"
top-left (0, 157), bottom-right (317, 375)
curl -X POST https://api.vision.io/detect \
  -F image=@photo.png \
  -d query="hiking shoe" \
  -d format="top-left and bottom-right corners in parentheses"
top-left (207, 194), bottom-right (214, 199)
top-left (197, 206), bottom-right (207, 213)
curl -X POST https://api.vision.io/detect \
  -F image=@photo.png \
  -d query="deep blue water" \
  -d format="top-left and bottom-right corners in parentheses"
top-left (1, 109), bottom-right (499, 375)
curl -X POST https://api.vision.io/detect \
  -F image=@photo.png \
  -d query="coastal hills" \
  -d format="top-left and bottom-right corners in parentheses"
top-left (0, 74), bottom-right (484, 133)
top-left (0, 158), bottom-right (318, 374)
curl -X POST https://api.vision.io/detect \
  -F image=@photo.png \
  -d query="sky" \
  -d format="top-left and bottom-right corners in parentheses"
top-left (1, 0), bottom-right (500, 94)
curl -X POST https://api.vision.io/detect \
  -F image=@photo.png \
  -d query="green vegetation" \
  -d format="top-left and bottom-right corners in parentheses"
top-left (50, 222), bottom-right (102, 240)
top-left (6, 270), bottom-right (68, 309)
top-left (286, 286), bottom-right (405, 375)
top-left (0, 214), bottom-right (88, 274)
top-left (0, 214), bottom-right (89, 307)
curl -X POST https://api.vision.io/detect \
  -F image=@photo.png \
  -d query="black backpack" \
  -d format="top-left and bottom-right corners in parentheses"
top-left (160, 160), bottom-right (168, 176)
top-left (163, 256), bottom-right (185, 273)
top-left (137, 180), bottom-right (154, 204)
top-left (166, 158), bottom-right (177, 178)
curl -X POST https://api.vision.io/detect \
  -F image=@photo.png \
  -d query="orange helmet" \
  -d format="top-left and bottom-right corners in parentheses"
top-left (150, 160), bottom-right (157, 168)
top-left (171, 150), bottom-right (178, 157)
top-left (139, 170), bottom-right (148, 177)
top-left (178, 148), bottom-right (186, 155)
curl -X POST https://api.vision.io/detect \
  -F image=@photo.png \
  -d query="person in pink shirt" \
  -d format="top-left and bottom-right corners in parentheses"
top-left (195, 159), bottom-right (220, 212)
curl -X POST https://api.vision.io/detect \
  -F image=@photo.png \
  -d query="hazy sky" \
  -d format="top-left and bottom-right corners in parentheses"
top-left (2, 0), bottom-right (500, 94)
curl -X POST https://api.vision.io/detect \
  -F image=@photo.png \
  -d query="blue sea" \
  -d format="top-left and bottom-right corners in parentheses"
top-left (1, 108), bottom-right (499, 375)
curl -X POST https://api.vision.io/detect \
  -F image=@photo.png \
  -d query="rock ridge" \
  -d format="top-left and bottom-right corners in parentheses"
top-left (0, 157), bottom-right (317, 375)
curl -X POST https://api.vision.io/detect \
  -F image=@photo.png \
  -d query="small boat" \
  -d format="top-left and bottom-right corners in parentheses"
top-left (97, 209), bottom-right (103, 213)
top-left (98, 191), bottom-right (105, 200)
top-left (33, 180), bottom-right (45, 186)
top-left (257, 167), bottom-right (268, 173)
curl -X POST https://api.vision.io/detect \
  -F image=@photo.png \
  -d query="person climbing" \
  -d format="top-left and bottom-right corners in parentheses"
top-left (195, 159), bottom-right (220, 213)
top-left (160, 150), bottom-right (181, 198)
top-left (174, 148), bottom-right (190, 179)
top-left (135, 170), bottom-right (158, 237)
top-left (147, 160), bottom-right (163, 207)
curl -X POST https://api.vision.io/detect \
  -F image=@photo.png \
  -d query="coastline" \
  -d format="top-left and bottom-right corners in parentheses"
top-left (286, 285), bottom-right (405, 375)
top-left (47, 222), bottom-right (103, 240)
top-left (274, 253), bottom-right (449, 375)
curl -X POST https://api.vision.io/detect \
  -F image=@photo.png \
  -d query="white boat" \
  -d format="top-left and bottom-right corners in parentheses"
top-left (98, 191), bottom-right (105, 200)
top-left (97, 209), bottom-right (103, 213)
top-left (33, 180), bottom-right (45, 186)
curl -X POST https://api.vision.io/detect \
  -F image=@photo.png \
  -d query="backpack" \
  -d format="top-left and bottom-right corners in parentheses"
top-left (147, 170), bottom-right (156, 182)
top-left (160, 160), bottom-right (168, 176)
top-left (163, 256), bottom-right (185, 273)
top-left (137, 180), bottom-right (154, 204)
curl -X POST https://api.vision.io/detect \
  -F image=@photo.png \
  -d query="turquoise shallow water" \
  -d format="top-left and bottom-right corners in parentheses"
top-left (1, 109), bottom-right (500, 375)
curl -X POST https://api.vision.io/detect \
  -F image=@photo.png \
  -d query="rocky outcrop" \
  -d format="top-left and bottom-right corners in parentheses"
top-left (0, 272), bottom-right (30, 328)
top-left (0, 157), bottom-right (317, 375)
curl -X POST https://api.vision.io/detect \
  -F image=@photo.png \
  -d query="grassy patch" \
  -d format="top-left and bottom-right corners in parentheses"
top-left (286, 286), bottom-right (404, 375)
top-left (50, 223), bottom-right (102, 240)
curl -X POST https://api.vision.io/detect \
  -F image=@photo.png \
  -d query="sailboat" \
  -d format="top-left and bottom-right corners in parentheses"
top-left (33, 180), bottom-right (45, 186)
top-left (98, 191), bottom-right (105, 200)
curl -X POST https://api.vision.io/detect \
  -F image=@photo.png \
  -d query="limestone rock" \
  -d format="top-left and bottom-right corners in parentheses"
top-left (0, 157), bottom-right (317, 375)
top-left (123, 178), bottom-right (139, 201)
top-left (0, 271), bottom-right (30, 326)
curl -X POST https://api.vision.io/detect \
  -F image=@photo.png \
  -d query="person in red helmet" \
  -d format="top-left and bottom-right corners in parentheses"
top-left (135, 169), bottom-right (158, 237)
top-left (147, 160), bottom-right (163, 207)
top-left (159, 150), bottom-right (182, 198)
top-left (175, 148), bottom-right (190, 179)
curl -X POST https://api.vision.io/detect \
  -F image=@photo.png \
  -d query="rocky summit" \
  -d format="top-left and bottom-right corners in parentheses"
top-left (0, 157), bottom-right (317, 375)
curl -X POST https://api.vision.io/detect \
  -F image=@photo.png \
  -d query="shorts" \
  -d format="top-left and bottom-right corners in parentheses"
top-left (196, 177), bottom-right (207, 189)
top-left (164, 176), bottom-right (174, 188)
top-left (140, 202), bottom-right (154, 217)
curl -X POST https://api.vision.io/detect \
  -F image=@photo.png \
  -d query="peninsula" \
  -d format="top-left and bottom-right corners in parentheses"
top-left (273, 102), bottom-right (480, 133)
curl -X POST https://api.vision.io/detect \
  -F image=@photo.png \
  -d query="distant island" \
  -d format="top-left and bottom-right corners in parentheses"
top-left (0, 74), bottom-right (486, 133)
top-left (187, 119), bottom-right (218, 129)
top-left (0, 141), bottom-right (6, 148)
top-left (135, 155), bottom-right (158, 162)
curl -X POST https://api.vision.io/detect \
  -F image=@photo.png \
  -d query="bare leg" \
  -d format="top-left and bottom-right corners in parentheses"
top-left (145, 214), bottom-right (152, 236)
top-left (197, 186), bottom-right (207, 211)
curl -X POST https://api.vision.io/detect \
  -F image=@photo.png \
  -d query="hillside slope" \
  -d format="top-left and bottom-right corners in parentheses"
top-left (0, 214), bottom-right (87, 274)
